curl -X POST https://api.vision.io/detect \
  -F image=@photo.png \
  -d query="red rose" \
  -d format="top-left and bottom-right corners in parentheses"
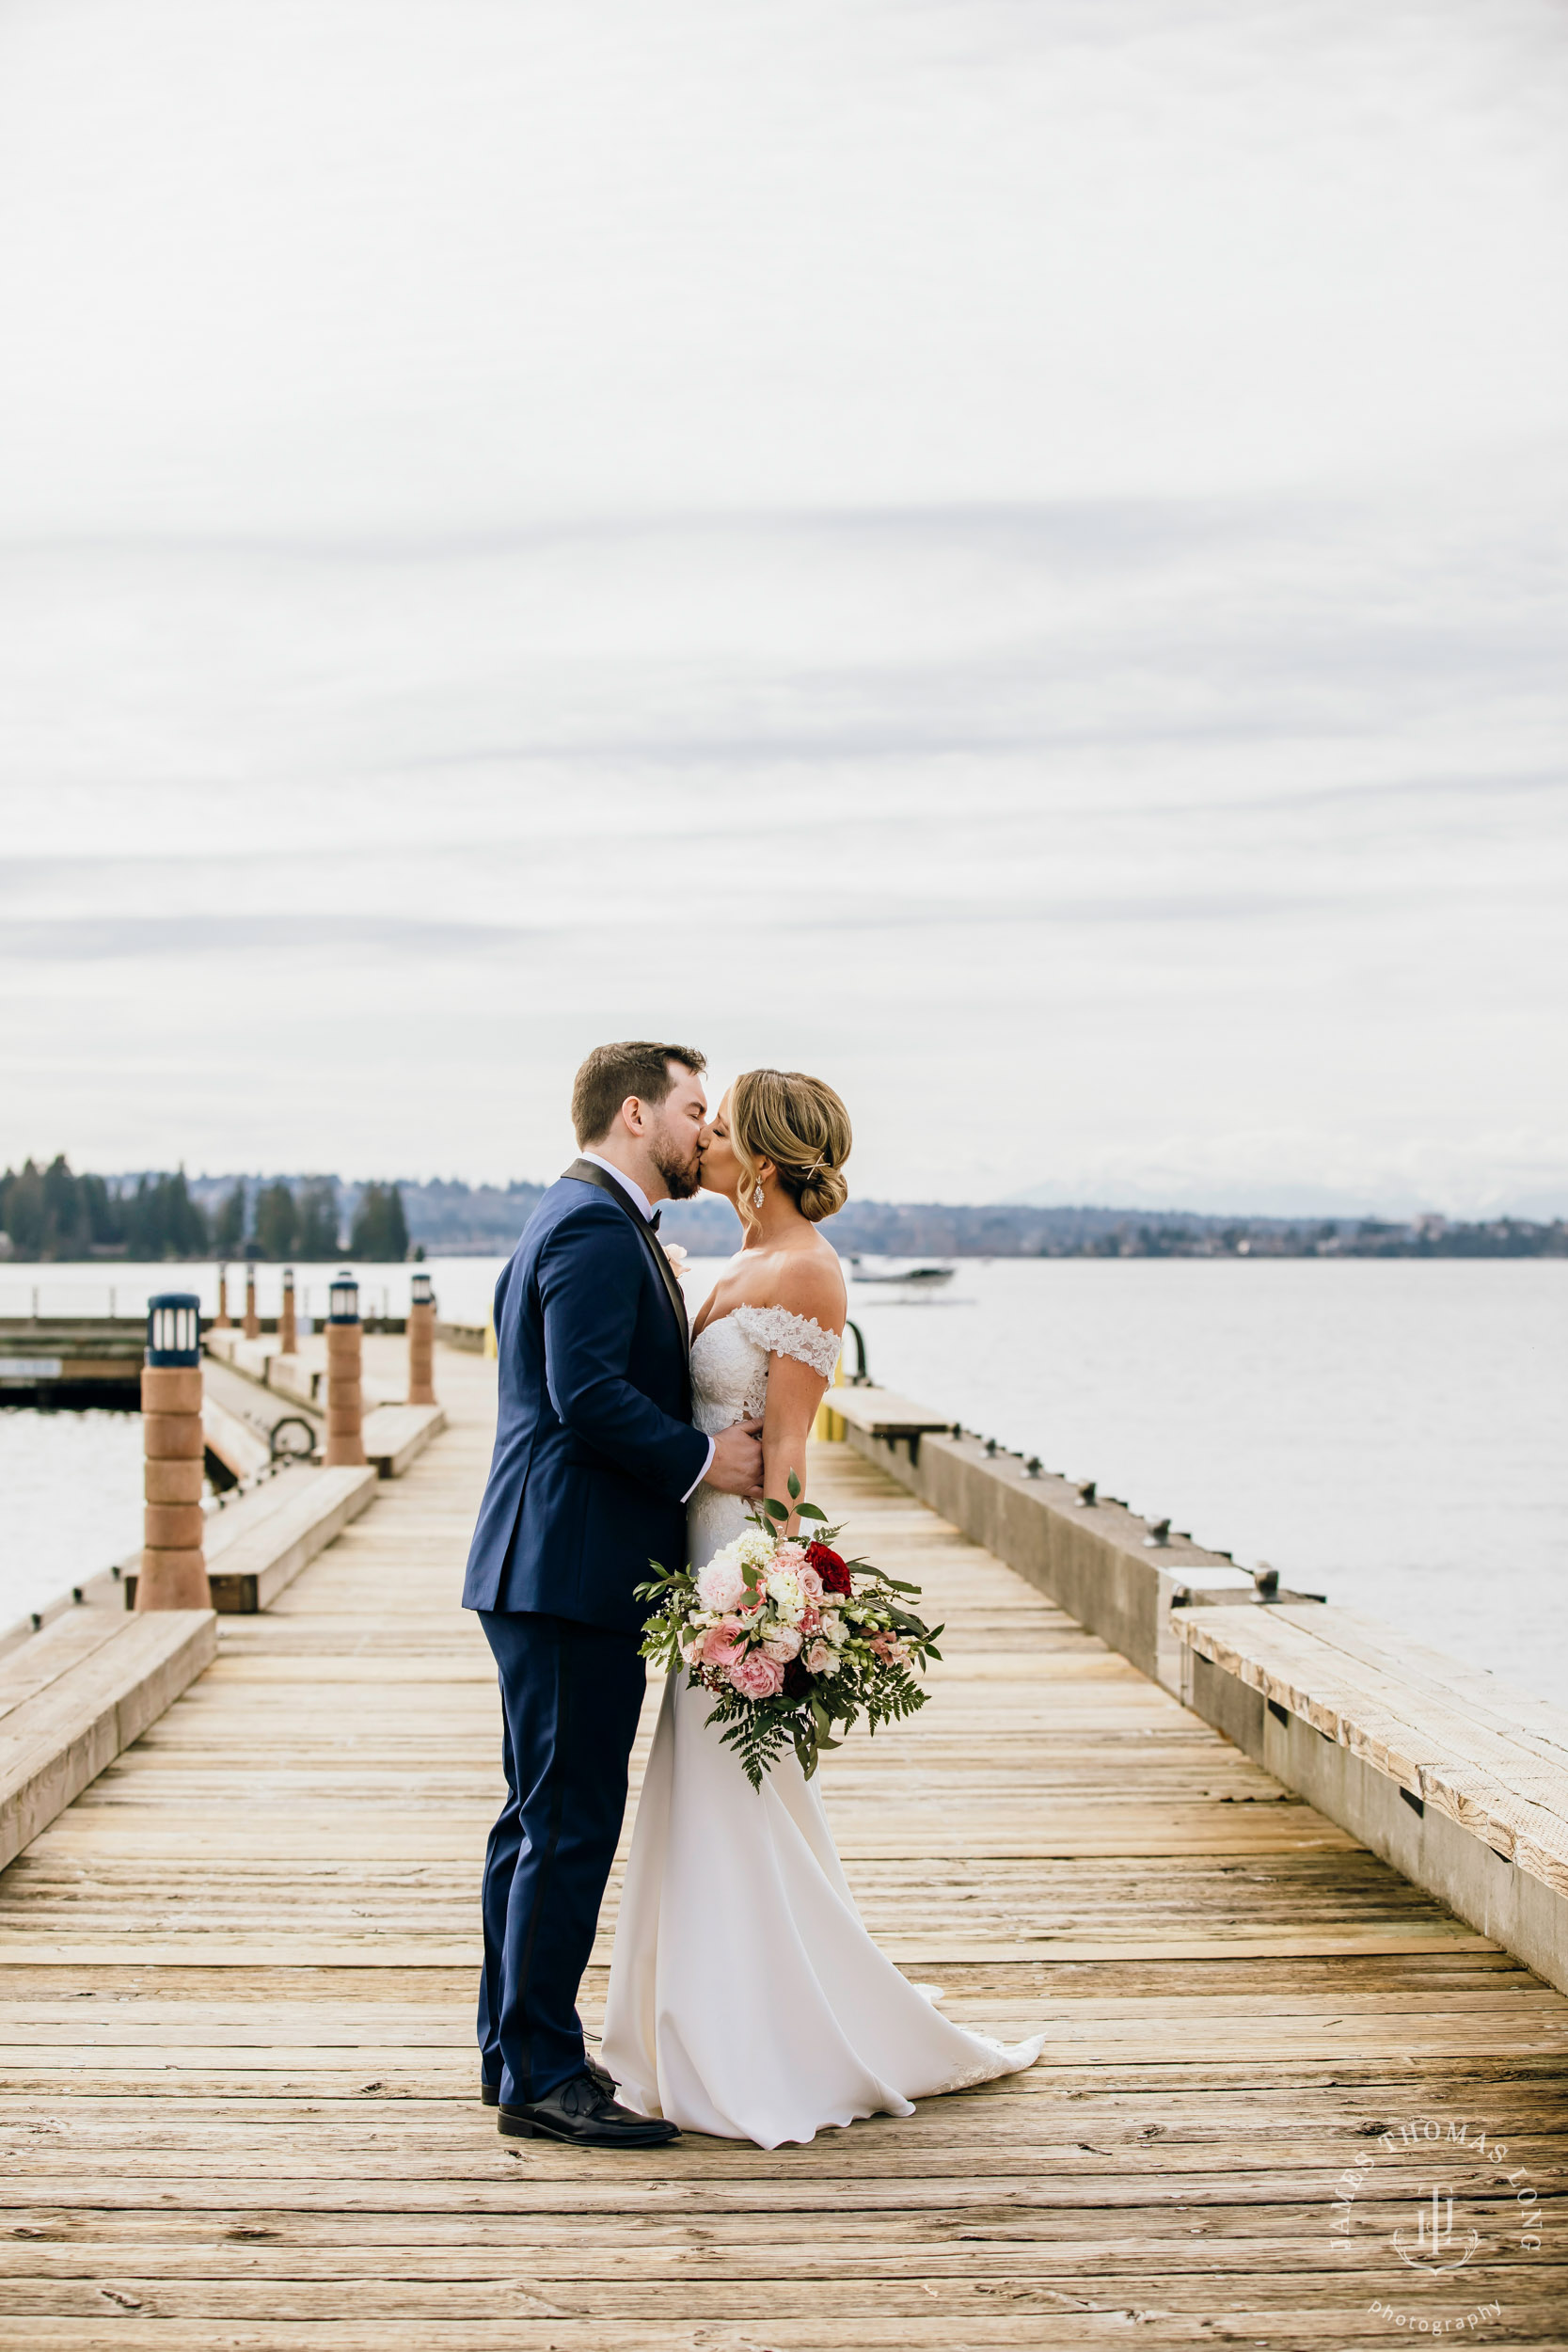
top-left (807, 1542), bottom-right (852, 1597)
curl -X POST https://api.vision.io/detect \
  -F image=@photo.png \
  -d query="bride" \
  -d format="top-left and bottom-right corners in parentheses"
top-left (602, 1067), bottom-right (1042, 2148)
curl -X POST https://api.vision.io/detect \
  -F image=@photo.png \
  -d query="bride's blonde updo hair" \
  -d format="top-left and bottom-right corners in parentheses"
top-left (732, 1069), bottom-right (851, 1229)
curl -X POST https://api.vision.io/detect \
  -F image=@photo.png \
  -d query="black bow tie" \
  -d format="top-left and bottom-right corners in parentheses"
top-left (647, 1210), bottom-right (661, 1232)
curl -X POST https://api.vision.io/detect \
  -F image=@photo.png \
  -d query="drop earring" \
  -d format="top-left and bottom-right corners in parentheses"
top-left (753, 1183), bottom-right (766, 1209)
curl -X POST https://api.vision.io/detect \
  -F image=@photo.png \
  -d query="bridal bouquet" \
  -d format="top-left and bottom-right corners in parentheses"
top-left (636, 1475), bottom-right (942, 1789)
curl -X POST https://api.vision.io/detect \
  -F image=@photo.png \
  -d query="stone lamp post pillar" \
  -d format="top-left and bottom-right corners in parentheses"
top-left (279, 1265), bottom-right (297, 1356)
top-left (138, 1293), bottom-right (211, 1612)
top-left (407, 1269), bottom-right (437, 1406)
top-left (324, 1268), bottom-right (367, 1468)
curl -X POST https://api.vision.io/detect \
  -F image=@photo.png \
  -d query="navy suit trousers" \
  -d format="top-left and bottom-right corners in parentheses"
top-left (476, 1611), bottom-right (649, 2106)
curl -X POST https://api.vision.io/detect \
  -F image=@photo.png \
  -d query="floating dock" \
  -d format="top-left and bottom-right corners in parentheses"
top-left (1, 1346), bottom-right (1565, 2342)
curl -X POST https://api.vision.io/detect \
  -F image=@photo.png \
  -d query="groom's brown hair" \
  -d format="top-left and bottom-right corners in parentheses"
top-left (572, 1041), bottom-right (707, 1147)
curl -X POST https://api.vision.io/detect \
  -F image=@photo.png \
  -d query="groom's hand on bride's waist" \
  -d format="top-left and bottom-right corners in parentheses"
top-left (703, 1419), bottom-right (765, 1498)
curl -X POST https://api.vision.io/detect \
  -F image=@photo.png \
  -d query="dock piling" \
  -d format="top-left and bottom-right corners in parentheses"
top-left (214, 1263), bottom-right (231, 1329)
top-left (136, 1294), bottom-right (212, 1612)
top-left (406, 1268), bottom-right (436, 1406)
top-left (324, 1268), bottom-right (367, 1468)
top-left (279, 1265), bottom-right (297, 1356)
top-left (243, 1261), bottom-right (260, 1340)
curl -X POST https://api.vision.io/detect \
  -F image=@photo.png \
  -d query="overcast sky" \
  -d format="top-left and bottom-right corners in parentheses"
top-left (2, 0), bottom-right (1565, 1212)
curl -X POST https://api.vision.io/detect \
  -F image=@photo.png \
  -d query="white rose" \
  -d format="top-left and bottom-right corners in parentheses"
top-left (805, 1639), bottom-right (840, 1676)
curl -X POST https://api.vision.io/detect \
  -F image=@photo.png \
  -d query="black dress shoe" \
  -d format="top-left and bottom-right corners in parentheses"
top-left (498, 2070), bottom-right (678, 2148)
top-left (483, 2058), bottom-right (614, 2107)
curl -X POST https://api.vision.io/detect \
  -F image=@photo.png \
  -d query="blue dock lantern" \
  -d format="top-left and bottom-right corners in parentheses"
top-left (147, 1293), bottom-right (201, 1366)
top-left (328, 1269), bottom-right (361, 1325)
top-left (411, 1270), bottom-right (435, 1309)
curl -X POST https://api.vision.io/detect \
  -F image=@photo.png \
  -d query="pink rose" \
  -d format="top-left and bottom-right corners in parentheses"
top-left (805, 1639), bottom-right (836, 1675)
top-left (800, 1605), bottom-right (821, 1636)
top-left (728, 1650), bottom-right (785, 1700)
top-left (772, 1540), bottom-right (807, 1570)
top-left (762, 1625), bottom-right (801, 1662)
top-left (799, 1564), bottom-right (823, 1606)
top-left (699, 1615), bottom-right (746, 1670)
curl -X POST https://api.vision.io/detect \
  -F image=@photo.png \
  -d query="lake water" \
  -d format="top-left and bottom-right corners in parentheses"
top-left (4, 1259), bottom-right (1565, 1708)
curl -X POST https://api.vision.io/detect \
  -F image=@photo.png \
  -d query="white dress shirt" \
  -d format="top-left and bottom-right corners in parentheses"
top-left (578, 1151), bottom-right (714, 1502)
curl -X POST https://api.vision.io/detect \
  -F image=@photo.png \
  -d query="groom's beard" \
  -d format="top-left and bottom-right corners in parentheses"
top-left (650, 1133), bottom-right (703, 1202)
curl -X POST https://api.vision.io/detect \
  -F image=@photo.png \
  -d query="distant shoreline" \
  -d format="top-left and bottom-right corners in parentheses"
top-left (3, 1165), bottom-right (1564, 1267)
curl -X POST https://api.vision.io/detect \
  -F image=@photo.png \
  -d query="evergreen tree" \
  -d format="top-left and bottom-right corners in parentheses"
top-left (253, 1181), bottom-right (298, 1260)
top-left (214, 1181), bottom-right (246, 1254)
top-left (161, 1171), bottom-right (209, 1258)
top-left (294, 1179), bottom-right (340, 1260)
top-left (1, 1161), bottom-right (46, 1256)
top-left (0, 1158), bottom-right (203, 1261)
top-left (350, 1183), bottom-right (410, 1262)
top-left (120, 1176), bottom-right (154, 1259)
top-left (78, 1173), bottom-right (124, 1250)
top-left (120, 1171), bottom-right (207, 1260)
top-left (41, 1154), bottom-right (87, 1255)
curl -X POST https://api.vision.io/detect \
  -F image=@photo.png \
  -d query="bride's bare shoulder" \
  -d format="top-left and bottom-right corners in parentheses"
top-left (767, 1241), bottom-right (847, 1335)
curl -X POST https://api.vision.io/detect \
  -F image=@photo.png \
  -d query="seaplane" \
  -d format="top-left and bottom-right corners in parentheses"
top-left (846, 1255), bottom-right (957, 1288)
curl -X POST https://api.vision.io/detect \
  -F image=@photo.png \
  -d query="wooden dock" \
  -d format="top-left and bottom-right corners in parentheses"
top-left (2, 1348), bottom-right (1565, 2345)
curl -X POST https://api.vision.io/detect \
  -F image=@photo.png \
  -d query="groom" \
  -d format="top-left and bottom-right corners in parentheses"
top-left (462, 1041), bottom-right (763, 2148)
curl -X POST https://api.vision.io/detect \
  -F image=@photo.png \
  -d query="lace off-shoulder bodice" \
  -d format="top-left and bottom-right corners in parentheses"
top-left (686, 1306), bottom-right (843, 1571)
top-left (689, 1305), bottom-right (842, 1435)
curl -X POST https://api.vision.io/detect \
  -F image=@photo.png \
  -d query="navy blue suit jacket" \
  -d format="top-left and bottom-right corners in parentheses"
top-left (461, 1167), bottom-right (710, 1632)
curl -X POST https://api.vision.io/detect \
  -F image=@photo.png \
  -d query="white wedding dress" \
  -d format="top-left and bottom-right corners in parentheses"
top-left (601, 1303), bottom-right (1044, 2148)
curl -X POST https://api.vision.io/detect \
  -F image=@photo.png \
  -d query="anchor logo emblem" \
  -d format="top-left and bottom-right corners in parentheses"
top-left (1393, 2185), bottom-right (1480, 2273)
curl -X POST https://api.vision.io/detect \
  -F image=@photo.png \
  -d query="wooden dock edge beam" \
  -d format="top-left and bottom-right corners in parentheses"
top-left (1171, 1621), bottom-right (1568, 2002)
top-left (837, 1413), bottom-right (1568, 1998)
top-left (124, 1466), bottom-right (380, 1613)
top-left (0, 1610), bottom-right (216, 1872)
